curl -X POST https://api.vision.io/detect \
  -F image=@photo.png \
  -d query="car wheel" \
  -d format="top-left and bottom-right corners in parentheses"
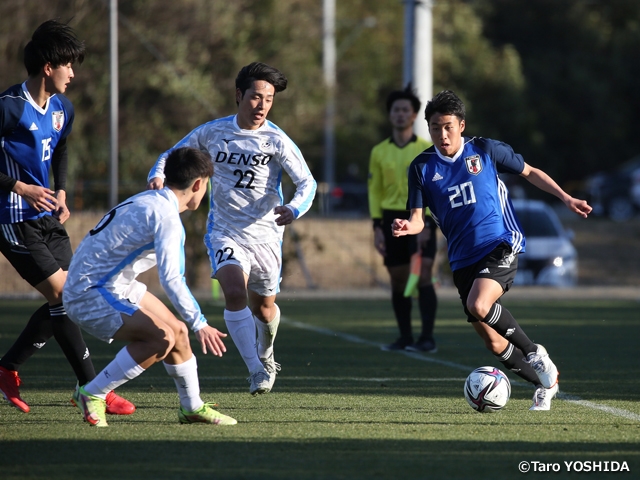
top-left (607, 197), bottom-right (635, 222)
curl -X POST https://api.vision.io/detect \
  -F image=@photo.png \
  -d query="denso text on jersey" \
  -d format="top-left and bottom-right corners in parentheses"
top-left (215, 151), bottom-right (273, 166)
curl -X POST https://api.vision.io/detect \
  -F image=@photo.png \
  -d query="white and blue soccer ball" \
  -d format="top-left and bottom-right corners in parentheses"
top-left (464, 366), bottom-right (511, 413)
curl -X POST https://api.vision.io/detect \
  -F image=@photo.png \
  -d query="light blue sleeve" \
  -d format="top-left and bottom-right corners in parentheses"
top-left (154, 213), bottom-right (208, 332)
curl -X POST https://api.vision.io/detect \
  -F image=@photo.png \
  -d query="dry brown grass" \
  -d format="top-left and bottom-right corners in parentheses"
top-left (1, 212), bottom-right (637, 298)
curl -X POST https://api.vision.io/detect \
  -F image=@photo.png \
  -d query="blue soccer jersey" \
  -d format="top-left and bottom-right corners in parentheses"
top-left (0, 82), bottom-right (74, 223)
top-left (407, 137), bottom-right (525, 271)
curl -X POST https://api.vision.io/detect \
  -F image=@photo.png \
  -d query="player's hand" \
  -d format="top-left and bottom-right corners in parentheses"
top-left (373, 227), bottom-right (386, 256)
top-left (391, 218), bottom-right (410, 237)
top-left (53, 194), bottom-right (71, 224)
top-left (147, 177), bottom-right (164, 190)
top-left (274, 205), bottom-right (294, 226)
top-left (13, 182), bottom-right (57, 213)
top-left (565, 197), bottom-right (592, 218)
top-left (195, 325), bottom-right (228, 357)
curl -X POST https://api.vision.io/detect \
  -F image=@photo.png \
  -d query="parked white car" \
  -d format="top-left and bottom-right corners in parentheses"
top-left (512, 199), bottom-right (578, 287)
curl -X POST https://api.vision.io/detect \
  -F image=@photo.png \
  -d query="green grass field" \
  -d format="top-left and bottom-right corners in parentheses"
top-left (1, 296), bottom-right (639, 479)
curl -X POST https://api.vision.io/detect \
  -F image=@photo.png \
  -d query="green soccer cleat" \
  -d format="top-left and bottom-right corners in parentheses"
top-left (74, 386), bottom-right (108, 427)
top-left (178, 402), bottom-right (237, 425)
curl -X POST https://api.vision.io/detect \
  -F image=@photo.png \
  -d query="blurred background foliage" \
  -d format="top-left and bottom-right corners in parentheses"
top-left (1, 0), bottom-right (639, 207)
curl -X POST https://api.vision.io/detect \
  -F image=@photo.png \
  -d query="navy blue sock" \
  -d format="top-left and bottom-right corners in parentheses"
top-left (0, 303), bottom-right (52, 371)
top-left (482, 303), bottom-right (536, 356)
top-left (50, 303), bottom-right (96, 384)
top-left (495, 343), bottom-right (540, 387)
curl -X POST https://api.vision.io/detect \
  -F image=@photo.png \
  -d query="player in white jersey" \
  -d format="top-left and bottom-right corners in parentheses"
top-left (393, 90), bottom-right (591, 410)
top-left (64, 147), bottom-right (236, 427)
top-left (148, 62), bottom-right (317, 395)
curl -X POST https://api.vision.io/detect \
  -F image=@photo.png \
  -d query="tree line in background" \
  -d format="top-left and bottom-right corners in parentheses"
top-left (1, 0), bottom-right (639, 209)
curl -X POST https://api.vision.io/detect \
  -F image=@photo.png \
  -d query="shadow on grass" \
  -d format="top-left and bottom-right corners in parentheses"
top-left (1, 439), bottom-right (638, 480)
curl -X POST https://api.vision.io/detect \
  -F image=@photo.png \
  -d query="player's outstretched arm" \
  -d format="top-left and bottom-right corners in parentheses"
top-left (520, 163), bottom-right (592, 218)
top-left (194, 325), bottom-right (228, 357)
top-left (392, 208), bottom-right (424, 237)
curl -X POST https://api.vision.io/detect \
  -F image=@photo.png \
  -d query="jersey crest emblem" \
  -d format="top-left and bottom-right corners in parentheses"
top-left (464, 154), bottom-right (482, 175)
top-left (52, 111), bottom-right (65, 132)
top-left (260, 140), bottom-right (272, 150)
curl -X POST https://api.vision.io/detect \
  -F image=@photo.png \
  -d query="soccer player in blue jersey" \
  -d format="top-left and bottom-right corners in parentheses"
top-left (393, 90), bottom-right (592, 410)
top-left (148, 62), bottom-right (316, 396)
top-left (0, 20), bottom-right (134, 416)
top-left (64, 147), bottom-right (236, 427)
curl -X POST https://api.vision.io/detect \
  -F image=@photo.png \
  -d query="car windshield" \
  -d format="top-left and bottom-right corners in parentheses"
top-left (515, 209), bottom-right (560, 237)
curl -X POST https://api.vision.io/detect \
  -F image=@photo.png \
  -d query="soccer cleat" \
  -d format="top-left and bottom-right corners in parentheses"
top-left (0, 366), bottom-right (30, 413)
top-left (74, 386), bottom-right (108, 427)
top-left (178, 402), bottom-right (237, 425)
top-left (525, 344), bottom-right (559, 388)
top-left (380, 337), bottom-right (413, 352)
top-left (530, 382), bottom-right (559, 411)
top-left (261, 354), bottom-right (281, 391)
top-left (247, 369), bottom-right (271, 396)
top-left (105, 391), bottom-right (136, 415)
top-left (406, 337), bottom-right (438, 353)
top-left (71, 385), bottom-right (136, 415)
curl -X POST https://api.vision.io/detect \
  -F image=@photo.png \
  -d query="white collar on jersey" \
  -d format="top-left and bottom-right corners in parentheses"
top-left (22, 81), bottom-right (52, 115)
top-left (433, 137), bottom-right (467, 164)
top-left (233, 114), bottom-right (267, 133)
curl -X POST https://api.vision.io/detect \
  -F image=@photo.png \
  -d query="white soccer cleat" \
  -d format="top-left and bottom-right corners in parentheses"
top-left (247, 369), bottom-right (271, 396)
top-left (530, 382), bottom-right (559, 411)
top-left (261, 354), bottom-right (281, 391)
top-left (526, 344), bottom-right (559, 388)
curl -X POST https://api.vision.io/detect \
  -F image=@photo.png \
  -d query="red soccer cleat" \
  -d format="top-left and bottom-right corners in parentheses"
top-left (0, 366), bottom-right (30, 413)
top-left (105, 390), bottom-right (136, 415)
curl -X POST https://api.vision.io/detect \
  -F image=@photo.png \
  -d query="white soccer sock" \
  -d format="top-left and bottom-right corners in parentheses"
top-left (254, 304), bottom-right (280, 359)
top-left (224, 307), bottom-right (263, 373)
top-left (84, 347), bottom-right (145, 399)
top-left (163, 354), bottom-right (203, 412)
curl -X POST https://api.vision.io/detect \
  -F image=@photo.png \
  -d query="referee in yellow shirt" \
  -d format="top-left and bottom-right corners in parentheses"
top-left (368, 85), bottom-right (438, 352)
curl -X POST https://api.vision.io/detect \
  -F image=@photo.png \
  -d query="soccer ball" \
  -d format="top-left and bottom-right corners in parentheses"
top-left (464, 366), bottom-right (511, 413)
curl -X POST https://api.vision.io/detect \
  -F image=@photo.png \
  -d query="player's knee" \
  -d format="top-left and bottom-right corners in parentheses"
top-left (223, 285), bottom-right (248, 308)
top-left (150, 326), bottom-right (175, 360)
top-left (466, 299), bottom-right (491, 320)
top-left (171, 322), bottom-right (190, 353)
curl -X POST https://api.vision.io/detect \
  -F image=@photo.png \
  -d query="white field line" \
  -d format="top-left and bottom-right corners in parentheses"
top-left (199, 376), bottom-right (467, 382)
top-left (282, 316), bottom-right (640, 422)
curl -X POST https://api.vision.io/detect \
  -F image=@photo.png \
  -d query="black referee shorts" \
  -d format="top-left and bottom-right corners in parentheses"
top-left (381, 210), bottom-right (437, 267)
top-left (452, 242), bottom-right (518, 322)
top-left (0, 215), bottom-right (72, 286)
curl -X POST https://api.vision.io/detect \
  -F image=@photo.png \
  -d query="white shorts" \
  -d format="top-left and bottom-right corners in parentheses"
top-left (205, 234), bottom-right (282, 297)
top-left (64, 281), bottom-right (147, 343)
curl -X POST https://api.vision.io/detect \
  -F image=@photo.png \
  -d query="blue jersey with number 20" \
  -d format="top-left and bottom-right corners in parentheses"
top-left (407, 136), bottom-right (525, 271)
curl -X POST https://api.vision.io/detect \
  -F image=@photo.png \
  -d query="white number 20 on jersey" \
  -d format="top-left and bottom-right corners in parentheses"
top-left (448, 181), bottom-right (476, 208)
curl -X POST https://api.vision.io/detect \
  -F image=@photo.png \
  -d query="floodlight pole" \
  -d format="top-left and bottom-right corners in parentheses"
top-left (109, 0), bottom-right (119, 208)
top-left (323, 0), bottom-right (336, 214)
top-left (403, 0), bottom-right (433, 141)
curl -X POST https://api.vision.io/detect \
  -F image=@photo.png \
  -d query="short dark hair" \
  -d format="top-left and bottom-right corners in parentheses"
top-left (24, 20), bottom-right (85, 76)
top-left (424, 90), bottom-right (466, 123)
top-left (235, 62), bottom-right (287, 102)
top-left (386, 83), bottom-right (421, 113)
top-left (164, 147), bottom-right (213, 189)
